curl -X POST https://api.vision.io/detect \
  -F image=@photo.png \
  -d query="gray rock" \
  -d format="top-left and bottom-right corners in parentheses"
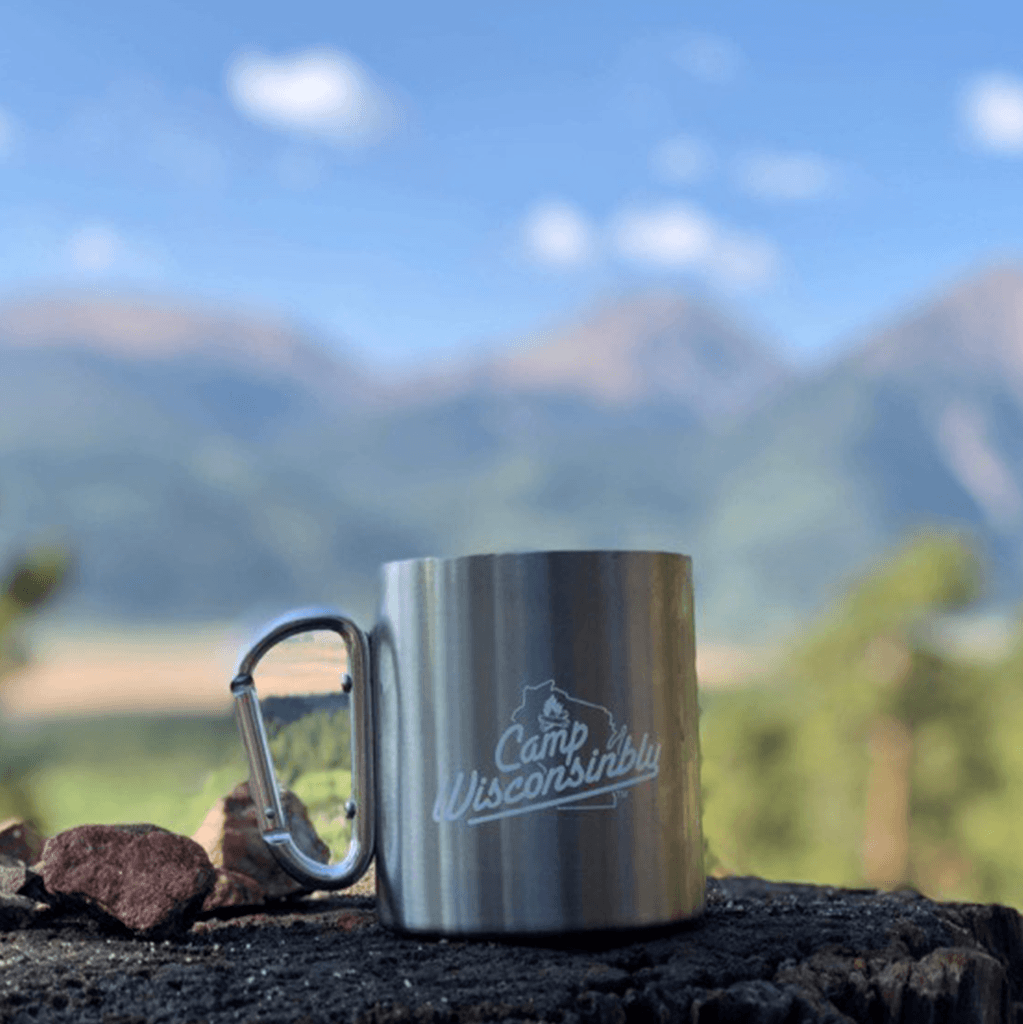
top-left (0, 857), bottom-right (49, 904)
top-left (39, 823), bottom-right (216, 939)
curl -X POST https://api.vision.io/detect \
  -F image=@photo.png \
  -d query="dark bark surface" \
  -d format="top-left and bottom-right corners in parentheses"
top-left (2, 876), bottom-right (1022, 1023)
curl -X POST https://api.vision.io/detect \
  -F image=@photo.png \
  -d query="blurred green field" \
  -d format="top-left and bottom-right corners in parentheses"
top-left (2, 711), bottom-right (354, 858)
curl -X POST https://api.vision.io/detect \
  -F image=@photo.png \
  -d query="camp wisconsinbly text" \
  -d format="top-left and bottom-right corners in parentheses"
top-left (433, 717), bottom-right (662, 826)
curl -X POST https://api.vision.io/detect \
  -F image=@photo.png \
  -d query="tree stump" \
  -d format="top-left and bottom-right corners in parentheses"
top-left (1, 876), bottom-right (1021, 1022)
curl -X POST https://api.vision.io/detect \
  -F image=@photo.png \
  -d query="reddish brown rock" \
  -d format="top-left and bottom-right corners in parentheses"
top-left (200, 867), bottom-right (267, 913)
top-left (39, 823), bottom-right (216, 938)
top-left (0, 818), bottom-right (44, 865)
top-left (191, 781), bottom-right (329, 905)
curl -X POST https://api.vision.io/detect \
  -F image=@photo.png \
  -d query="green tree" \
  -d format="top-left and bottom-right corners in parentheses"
top-left (266, 709), bottom-right (352, 788)
top-left (264, 709), bottom-right (354, 854)
top-left (702, 529), bottom-right (1005, 899)
top-left (0, 511), bottom-right (71, 825)
top-left (957, 610), bottom-right (1023, 905)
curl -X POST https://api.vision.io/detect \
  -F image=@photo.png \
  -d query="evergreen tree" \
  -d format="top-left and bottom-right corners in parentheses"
top-left (702, 529), bottom-right (1006, 899)
top-left (266, 709), bottom-right (352, 788)
top-left (963, 608), bottom-right (1023, 904)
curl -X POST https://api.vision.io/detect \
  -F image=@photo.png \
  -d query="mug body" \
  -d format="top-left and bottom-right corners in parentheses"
top-left (370, 549), bottom-right (704, 935)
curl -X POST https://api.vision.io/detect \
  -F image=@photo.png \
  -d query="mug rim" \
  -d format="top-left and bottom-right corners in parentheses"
top-left (382, 548), bottom-right (693, 571)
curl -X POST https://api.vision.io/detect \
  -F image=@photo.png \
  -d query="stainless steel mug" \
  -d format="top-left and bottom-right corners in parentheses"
top-left (230, 550), bottom-right (705, 936)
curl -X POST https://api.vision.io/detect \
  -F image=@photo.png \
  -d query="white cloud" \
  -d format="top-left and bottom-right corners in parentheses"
top-left (651, 135), bottom-right (713, 184)
top-left (226, 48), bottom-right (398, 148)
top-left (672, 33), bottom-right (741, 83)
top-left (962, 73), bottom-right (1023, 153)
top-left (611, 202), bottom-right (778, 289)
top-left (522, 201), bottom-right (595, 267)
top-left (65, 221), bottom-right (163, 277)
top-left (519, 196), bottom-right (779, 289)
top-left (613, 204), bottom-right (715, 267)
top-left (734, 151), bottom-right (839, 201)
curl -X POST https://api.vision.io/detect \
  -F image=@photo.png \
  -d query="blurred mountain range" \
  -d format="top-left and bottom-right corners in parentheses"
top-left (1, 267), bottom-right (1022, 641)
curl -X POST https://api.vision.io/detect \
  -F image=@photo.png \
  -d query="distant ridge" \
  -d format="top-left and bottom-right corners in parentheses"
top-left (388, 290), bottom-right (791, 424)
top-left (856, 264), bottom-right (1023, 388)
top-left (485, 292), bottom-right (790, 418)
top-left (0, 291), bottom-right (360, 395)
top-left (3, 262), bottom-right (1023, 640)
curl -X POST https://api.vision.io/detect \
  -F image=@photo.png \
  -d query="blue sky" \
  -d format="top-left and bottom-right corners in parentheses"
top-left (2, 1), bottom-right (1023, 370)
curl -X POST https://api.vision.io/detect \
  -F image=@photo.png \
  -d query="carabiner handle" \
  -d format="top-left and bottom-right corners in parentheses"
top-left (229, 608), bottom-right (375, 890)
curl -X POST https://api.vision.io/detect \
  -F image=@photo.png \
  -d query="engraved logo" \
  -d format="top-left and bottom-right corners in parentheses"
top-left (432, 679), bottom-right (663, 826)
